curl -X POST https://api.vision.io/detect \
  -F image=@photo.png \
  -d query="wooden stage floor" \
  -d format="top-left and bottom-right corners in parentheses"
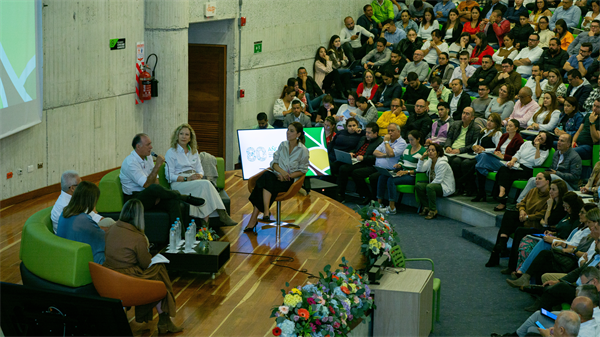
top-left (0, 170), bottom-right (366, 336)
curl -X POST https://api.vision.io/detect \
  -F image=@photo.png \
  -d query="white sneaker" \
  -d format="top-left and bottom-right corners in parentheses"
top-left (385, 206), bottom-right (397, 214)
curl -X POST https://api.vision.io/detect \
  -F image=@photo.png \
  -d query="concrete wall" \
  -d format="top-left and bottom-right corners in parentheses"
top-left (1, 0), bottom-right (366, 200)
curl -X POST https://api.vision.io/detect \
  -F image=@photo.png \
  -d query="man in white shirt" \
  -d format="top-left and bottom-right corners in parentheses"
top-left (120, 133), bottom-right (205, 226)
top-left (513, 33), bottom-right (544, 78)
top-left (449, 51), bottom-right (476, 84)
top-left (341, 16), bottom-right (375, 62)
top-left (524, 65), bottom-right (546, 102)
top-left (50, 170), bottom-right (111, 233)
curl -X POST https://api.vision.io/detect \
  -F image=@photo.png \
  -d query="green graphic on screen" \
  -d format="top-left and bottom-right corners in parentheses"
top-left (304, 127), bottom-right (331, 176)
top-left (0, 0), bottom-right (37, 110)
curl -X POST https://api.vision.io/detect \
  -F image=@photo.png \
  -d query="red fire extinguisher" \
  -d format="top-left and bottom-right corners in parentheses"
top-left (139, 66), bottom-right (152, 101)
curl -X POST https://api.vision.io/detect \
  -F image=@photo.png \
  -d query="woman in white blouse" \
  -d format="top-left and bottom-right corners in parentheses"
top-left (244, 122), bottom-right (310, 233)
top-left (526, 92), bottom-right (561, 132)
top-left (535, 16), bottom-right (554, 49)
top-left (418, 8), bottom-right (440, 42)
top-left (582, 1), bottom-right (600, 30)
top-left (273, 86), bottom-right (298, 128)
top-left (165, 124), bottom-right (237, 226)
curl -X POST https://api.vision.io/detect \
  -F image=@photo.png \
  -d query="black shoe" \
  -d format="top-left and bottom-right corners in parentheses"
top-left (520, 285), bottom-right (544, 296)
top-left (185, 195), bottom-right (205, 207)
top-left (485, 248), bottom-right (500, 267)
top-left (243, 225), bottom-right (258, 233)
top-left (471, 196), bottom-right (486, 202)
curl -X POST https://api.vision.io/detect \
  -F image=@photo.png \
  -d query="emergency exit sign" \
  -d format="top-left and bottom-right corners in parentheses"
top-left (254, 41), bottom-right (262, 53)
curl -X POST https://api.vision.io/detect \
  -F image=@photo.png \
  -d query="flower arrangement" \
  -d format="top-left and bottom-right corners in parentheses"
top-left (271, 258), bottom-right (374, 337)
top-left (355, 205), bottom-right (397, 270)
top-left (195, 223), bottom-right (220, 242)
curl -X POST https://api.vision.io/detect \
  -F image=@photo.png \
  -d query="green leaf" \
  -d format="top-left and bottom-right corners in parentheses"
top-left (324, 265), bottom-right (331, 273)
top-left (276, 317), bottom-right (285, 324)
top-left (285, 282), bottom-right (289, 287)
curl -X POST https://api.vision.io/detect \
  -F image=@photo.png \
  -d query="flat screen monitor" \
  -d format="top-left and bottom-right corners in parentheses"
top-left (237, 127), bottom-right (330, 179)
top-left (0, 282), bottom-right (132, 336)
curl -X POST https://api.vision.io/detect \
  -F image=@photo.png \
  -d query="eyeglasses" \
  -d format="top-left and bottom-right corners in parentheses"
top-left (529, 38), bottom-right (539, 41)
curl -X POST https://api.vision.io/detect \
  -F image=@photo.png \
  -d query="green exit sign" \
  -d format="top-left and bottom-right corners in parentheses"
top-left (254, 41), bottom-right (262, 53)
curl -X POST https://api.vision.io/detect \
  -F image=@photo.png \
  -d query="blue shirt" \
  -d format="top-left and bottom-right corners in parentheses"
top-left (384, 28), bottom-right (407, 50)
top-left (433, 1), bottom-right (456, 22)
top-left (565, 55), bottom-right (594, 78)
top-left (57, 213), bottom-right (106, 264)
top-left (485, 3), bottom-right (500, 19)
top-left (549, 5), bottom-right (582, 30)
top-left (375, 136), bottom-right (407, 169)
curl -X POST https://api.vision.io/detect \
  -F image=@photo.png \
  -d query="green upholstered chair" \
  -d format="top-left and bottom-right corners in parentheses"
top-left (580, 144), bottom-right (600, 167)
top-left (390, 245), bottom-right (441, 332)
top-left (521, 77), bottom-right (526, 88)
top-left (487, 148), bottom-right (555, 192)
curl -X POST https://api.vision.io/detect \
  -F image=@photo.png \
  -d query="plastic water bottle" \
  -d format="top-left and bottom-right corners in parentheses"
top-left (176, 218), bottom-right (183, 244)
top-left (190, 219), bottom-right (196, 237)
top-left (169, 227), bottom-right (177, 252)
top-left (173, 222), bottom-right (180, 244)
top-left (185, 227), bottom-right (193, 251)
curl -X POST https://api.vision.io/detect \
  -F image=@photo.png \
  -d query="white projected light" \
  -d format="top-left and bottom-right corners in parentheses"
top-left (0, 0), bottom-right (43, 139)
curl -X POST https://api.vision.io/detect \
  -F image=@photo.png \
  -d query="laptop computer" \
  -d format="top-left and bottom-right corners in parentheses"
top-left (375, 166), bottom-right (396, 177)
top-left (335, 149), bottom-right (359, 165)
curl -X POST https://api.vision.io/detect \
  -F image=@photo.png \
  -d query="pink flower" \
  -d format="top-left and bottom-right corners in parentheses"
top-left (317, 296), bottom-right (326, 305)
top-left (369, 232), bottom-right (377, 239)
top-left (354, 297), bottom-right (360, 304)
top-left (279, 306), bottom-right (289, 315)
top-left (333, 322), bottom-right (341, 328)
top-left (315, 319), bottom-right (322, 325)
top-left (307, 297), bottom-right (316, 305)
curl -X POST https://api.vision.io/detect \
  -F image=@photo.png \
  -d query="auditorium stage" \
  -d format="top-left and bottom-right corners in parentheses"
top-left (0, 170), bottom-right (367, 336)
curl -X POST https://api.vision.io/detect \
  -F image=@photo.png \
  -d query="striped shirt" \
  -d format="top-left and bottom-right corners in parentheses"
top-left (399, 145), bottom-right (427, 169)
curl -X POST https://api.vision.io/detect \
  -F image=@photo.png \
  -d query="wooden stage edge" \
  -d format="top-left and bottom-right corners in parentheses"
top-left (0, 170), bottom-right (367, 337)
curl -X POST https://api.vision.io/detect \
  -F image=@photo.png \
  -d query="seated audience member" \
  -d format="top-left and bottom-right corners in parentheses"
top-left (481, 0), bottom-right (507, 20)
top-left (327, 118), bottom-right (365, 164)
top-left (583, 1), bottom-right (600, 30)
top-left (427, 77), bottom-right (452, 115)
top-left (471, 84), bottom-right (492, 123)
top-left (361, 38), bottom-right (392, 74)
top-left (489, 59), bottom-right (523, 96)
top-left (352, 123), bottom-right (406, 203)
top-left (331, 122), bottom-right (382, 203)
top-left (377, 98), bottom-right (408, 135)
top-left (450, 51), bottom-right (476, 83)
top-left (426, 53), bottom-right (454, 86)
top-left (253, 112), bottom-right (274, 129)
top-left (417, 8), bottom-right (439, 41)
top-left (466, 55), bottom-right (498, 95)
top-left (373, 71), bottom-right (402, 110)
top-left (434, 0), bottom-right (456, 23)
top-left (395, 28), bottom-right (423, 69)
top-left (505, 0), bottom-right (528, 23)
top-left (555, 97), bottom-right (585, 138)
top-left (372, 0), bottom-right (395, 26)
top-left (523, 65), bottom-right (545, 102)
top-left (397, 49), bottom-right (429, 84)
top-left (572, 97), bottom-right (600, 160)
top-left (502, 87), bottom-right (540, 127)
top-left (51, 170), bottom-right (107, 234)
top-left (421, 29), bottom-right (449, 67)
top-left (314, 46), bottom-right (352, 99)
top-left (463, 6), bottom-right (483, 39)
top-left (481, 10), bottom-right (510, 49)
top-left (536, 68), bottom-right (568, 105)
top-left (404, 72), bottom-right (432, 109)
top-left (415, 143), bottom-right (456, 219)
top-left (382, 50), bottom-right (403, 81)
top-left (512, 13), bottom-right (536, 49)
top-left (444, 107), bottom-right (481, 194)
top-left (449, 32), bottom-right (473, 65)
top-left (582, 161), bottom-right (600, 194)
top-left (273, 85), bottom-right (298, 128)
top-left (564, 43), bottom-right (595, 81)
top-left (166, 124), bottom-right (237, 226)
top-left (514, 33), bottom-right (544, 77)
top-left (556, 19), bottom-right (576, 51)
top-left (549, 0), bottom-right (583, 31)
top-left (492, 34), bottom-right (519, 72)
top-left (335, 93), bottom-right (360, 130)
top-left (485, 171), bottom-right (552, 267)
top-left (324, 116), bottom-right (337, 146)
top-left (441, 9), bottom-right (463, 45)
top-left (103, 199), bottom-right (183, 334)
top-left (426, 102), bottom-right (453, 144)
top-left (449, 78), bottom-right (473, 120)
top-left (119, 133), bottom-right (204, 226)
top-left (284, 100), bottom-right (312, 128)
top-left (57, 180), bottom-right (106, 264)
top-left (585, 77), bottom-right (600, 114)
top-left (536, 16), bottom-right (555, 48)
top-left (357, 70), bottom-right (379, 100)
top-left (297, 67), bottom-right (325, 112)
top-left (491, 131), bottom-right (553, 211)
top-left (485, 83), bottom-right (516, 120)
top-left (340, 16), bottom-right (375, 62)
top-left (377, 130), bottom-right (427, 213)
top-left (569, 22), bottom-right (600, 58)
top-left (381, 19), bottom-right (406, 50)
top-left (529, 0), bottom-right (553, 31)
top-left (288, 77), bottom-right (308, 110)
top-left (537, 38), bottom-right (569, 79)
top-left (244, 122), bottom-right (309, 233)
top-left (561, 70), bottom-right (593, 112)
top-left (410, 0), bottom-right (434, 21)
top-left (403, 99), bottom-right (433, 145)
top-left (328, 35), bottom-right (350, 73)
top-left (517, 134), bottom-right (582, 205)
top-left (472, 119), bottom-right (525, 202)
top-left (313, 95), bottom-right (340, 125)
top-left (352, 97), bottom-right (380, 129)
top-left (358, 4), bottom-right (380, 38)
top-left (470, 33), bottom-right (495, 66)
top-left (526, 92), bottom-right (562, 132)
top-left (396, 10), bottom-right (419, 34)
top-left (457, 0), bottom-right (481, 23)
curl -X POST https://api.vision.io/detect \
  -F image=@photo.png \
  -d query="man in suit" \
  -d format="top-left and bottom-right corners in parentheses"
top-left (444, 107), bottom-right (481, 195)
top-left (448, 78), bottom-right (473, 121)
top-left (560, 69), bottom-right (593, 112)
top-left (283, 100), bottom-right (312, 128)
top-left (481, 0), bottom-right (507, 21)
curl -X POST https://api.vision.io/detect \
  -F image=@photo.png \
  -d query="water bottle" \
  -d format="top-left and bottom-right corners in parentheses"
top-left (176, 218), bottom-right (183, 244)
top-left (169, 227), bottom-right (177, 252)
top-left (185, 227), bottom-right (193, 251)
top-left (191, 219), bottom-right (196, 238)
top-left (174, 222), bottom-right (180, 244)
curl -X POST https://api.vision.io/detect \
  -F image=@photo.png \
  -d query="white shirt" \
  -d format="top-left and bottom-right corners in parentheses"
top-left (270, 141), bottom-right (310, 181)
top-left (421, 41), bottom-right (449, 65)
top-left (340, 26), bottom-right (375, 49)
top-left (119, 150), bottom-right (157, 195)
top-left (449, 65), bottom-right (476, 83)
top-left (525, 77), bottom-right (547, 101)
top-left (553, 227), bottom-right (591, 247)
top-left (578, 237), bottom-right (599, 266)
top-left (527, 109), bottom-right (561, 131)
top-left (513, 141), bottom-right (549, 169)
top-left (577, 318), bottom-right (598, 337)
top-left (375, 137), bottom-right (408, 169)
top-left (450, 91), bottom-right (463, 114)
top-left (51, 191), bottom-right (103, 234)
top-left (515, 46), bottom-right (544, 76)
top-left (164, 144), bottom-right (204, 184)
top-left (418, 20), bottom-right (440, 41)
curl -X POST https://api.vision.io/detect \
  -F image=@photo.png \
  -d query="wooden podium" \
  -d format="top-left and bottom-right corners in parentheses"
top-left (369, 268), bottom-right (433, 336)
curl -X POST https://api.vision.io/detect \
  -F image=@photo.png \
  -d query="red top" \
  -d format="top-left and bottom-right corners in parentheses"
top-left (462, 21), bottom-right (480, 36)
top-left (470, 45), bottom-right (495, 65)
top-left (356, 82), bottom-right (379, 100)
top-left (326, 132), bottom-right (336, 146)
top-left (495, 132), bottom-right (524, 161)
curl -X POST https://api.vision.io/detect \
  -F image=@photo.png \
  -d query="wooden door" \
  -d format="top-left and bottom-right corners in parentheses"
top-left (188, 44), bottom-right (226, 159)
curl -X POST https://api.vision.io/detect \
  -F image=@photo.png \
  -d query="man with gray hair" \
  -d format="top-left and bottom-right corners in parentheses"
top-left (543, 311), bottom-right (581, 337)
top-left (50, 170), bottom-right (111, 233)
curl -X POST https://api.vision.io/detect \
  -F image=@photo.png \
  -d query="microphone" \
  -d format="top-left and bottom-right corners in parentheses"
top-left (151, 151), bottom-right (157, 157)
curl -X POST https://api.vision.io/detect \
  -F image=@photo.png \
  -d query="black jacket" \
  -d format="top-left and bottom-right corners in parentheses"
top-left (314, 104), bottom-right (340, 123)
top-left (536, 49), bottom-right (570, 76)
top-left (327, 129), bottom-right (366, 163)
top-left (450, 91), bottom-right (474, 121)
top-left (467, 66), bottom-right (498, 91)
top-left (404, 83), bottom-right (432, 105)
top-left (357, 14), bottom-right (377, 44)
top-left (443, 121), bottom-right (481, 153)
top-left (512, 24), bottom-right (534, 49)
top-left (441, 21), bottom-right (463, 45)
top-left (373, 82), bottom-right (403, 108)
top-left (481, 2), bottom-right (507, 19)
top-left (566, 82), bottom-right (593, 112)
top-left (353, 136), bottom-right (384, 166)
top-left (297, 76), bottom-right (323, 99)
top-left (395, 39), bottom-right (424, 62)
top-left (403, 112), bottom-right (433, 145)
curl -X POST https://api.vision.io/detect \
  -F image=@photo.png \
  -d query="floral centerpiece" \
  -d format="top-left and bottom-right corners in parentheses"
top-left (270, 258), bottom-right (374, 337)
top-left (195, 223), bottom-right (219, 250)
top-left (355, 204), bottom-right (397, 270)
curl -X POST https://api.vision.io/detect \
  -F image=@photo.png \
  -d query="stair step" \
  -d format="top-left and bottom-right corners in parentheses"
top-left (462, 227), bottom-right (513, 252)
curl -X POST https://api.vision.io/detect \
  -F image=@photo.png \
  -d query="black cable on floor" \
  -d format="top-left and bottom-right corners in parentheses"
top-left (230, 251), bottom-right (319, 279)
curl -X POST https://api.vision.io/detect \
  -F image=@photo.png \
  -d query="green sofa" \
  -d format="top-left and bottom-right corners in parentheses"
top-left (19, 207), bottom-right (97, 294)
